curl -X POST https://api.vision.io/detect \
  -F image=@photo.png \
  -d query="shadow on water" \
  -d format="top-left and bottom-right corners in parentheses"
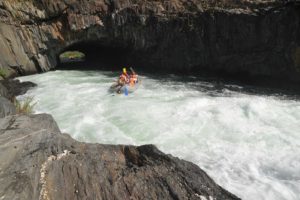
top-left (166, 76), bottom-right (300, 100)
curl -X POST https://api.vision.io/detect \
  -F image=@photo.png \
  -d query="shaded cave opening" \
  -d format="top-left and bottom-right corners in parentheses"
top-left (57, 41), bottom-right (134, 71)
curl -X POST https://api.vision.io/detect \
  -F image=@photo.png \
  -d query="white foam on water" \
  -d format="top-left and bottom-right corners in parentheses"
top-left (17, 70), bottom-right (300, 200)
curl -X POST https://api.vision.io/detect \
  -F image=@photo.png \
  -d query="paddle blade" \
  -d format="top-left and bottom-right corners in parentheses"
top-left (124, 86), bottom-right (128, 96)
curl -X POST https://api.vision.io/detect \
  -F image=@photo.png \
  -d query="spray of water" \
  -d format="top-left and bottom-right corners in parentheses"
top-left (17, 70), bottom-right (300, 200)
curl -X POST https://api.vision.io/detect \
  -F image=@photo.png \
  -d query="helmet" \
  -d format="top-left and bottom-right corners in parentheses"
top-left (123, 68), bottom-right (127, 73)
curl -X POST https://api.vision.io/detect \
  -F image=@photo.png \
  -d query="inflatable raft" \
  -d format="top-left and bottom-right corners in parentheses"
top-left (109, 78), bottom-right (140, 94)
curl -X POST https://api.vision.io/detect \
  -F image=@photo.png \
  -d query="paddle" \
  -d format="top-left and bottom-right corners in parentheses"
top-left (124, 85), bottom-right (128, 96)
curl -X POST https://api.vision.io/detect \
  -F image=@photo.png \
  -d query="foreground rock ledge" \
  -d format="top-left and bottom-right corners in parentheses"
top-left (0, 114), bottom-right (239, 200)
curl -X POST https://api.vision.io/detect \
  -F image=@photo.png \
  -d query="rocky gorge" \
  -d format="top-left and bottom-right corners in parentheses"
top-left (1, 0), bottom-right (300, 199)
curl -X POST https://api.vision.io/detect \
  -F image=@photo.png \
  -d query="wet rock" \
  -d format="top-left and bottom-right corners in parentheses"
top-left (0, 0), bottom-right (299, 82)
top-left (0, 79), bottom-right (36, 98)
top-left (0, 114), bottom-right (240, 200)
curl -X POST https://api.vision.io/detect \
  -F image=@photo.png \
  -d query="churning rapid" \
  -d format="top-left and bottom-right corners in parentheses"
top-left (17, 70), bottom-right (300, 200)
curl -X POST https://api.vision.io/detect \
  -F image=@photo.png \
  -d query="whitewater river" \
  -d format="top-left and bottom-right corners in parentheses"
top-left (17, 70), bottom-right (300, 200)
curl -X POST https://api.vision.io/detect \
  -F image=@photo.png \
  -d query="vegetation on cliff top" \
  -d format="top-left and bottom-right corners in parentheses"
top-left (60, 51), bottom-right (85, 59)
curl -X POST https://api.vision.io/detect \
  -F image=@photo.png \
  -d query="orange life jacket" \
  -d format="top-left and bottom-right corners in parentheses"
top-left (129, 74), bottom-right (138, 86)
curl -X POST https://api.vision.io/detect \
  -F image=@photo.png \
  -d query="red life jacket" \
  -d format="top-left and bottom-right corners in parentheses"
top-left (119, 73), bottom-right (129, 83)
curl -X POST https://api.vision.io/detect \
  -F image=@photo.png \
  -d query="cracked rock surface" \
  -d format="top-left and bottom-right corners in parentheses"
top-left (0, 114), bottom-right (240, 200)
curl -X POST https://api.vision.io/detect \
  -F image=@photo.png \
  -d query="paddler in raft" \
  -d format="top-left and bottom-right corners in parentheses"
top-left (115, 67), bottom-right (130, 93)
top-left (111, 67), bottom-right (138, 93)
top-left (129, 67), bottom-right (138, 86)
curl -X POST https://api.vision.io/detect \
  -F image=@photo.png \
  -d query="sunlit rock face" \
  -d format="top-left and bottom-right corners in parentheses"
top-left (0, 0), bottom-right (299, 81)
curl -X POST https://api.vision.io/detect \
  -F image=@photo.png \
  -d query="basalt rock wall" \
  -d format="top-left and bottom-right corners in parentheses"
top-left (0, 0), bottom-right (299, 81)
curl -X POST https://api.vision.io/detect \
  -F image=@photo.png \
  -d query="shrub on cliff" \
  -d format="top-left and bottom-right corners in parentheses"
top-left (0, 68), bottom-right (8, 79)
top-left (14, 96), bottom-right (37, 114)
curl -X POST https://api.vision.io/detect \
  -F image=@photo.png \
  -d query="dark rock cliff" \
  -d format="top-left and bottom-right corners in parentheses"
top-left (0, 0), bottom-right (299, 81)
top-left (0, 114), bottom-right (240, 200)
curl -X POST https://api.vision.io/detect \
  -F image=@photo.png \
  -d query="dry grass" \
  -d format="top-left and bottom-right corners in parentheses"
top-left (14, 96), bottom-right (37, 114)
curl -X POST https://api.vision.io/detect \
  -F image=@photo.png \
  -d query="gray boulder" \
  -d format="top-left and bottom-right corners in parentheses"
top-left (0, 114), bottom-right (240, 200)
top-left (0, 79), bottom-right (36, 98)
